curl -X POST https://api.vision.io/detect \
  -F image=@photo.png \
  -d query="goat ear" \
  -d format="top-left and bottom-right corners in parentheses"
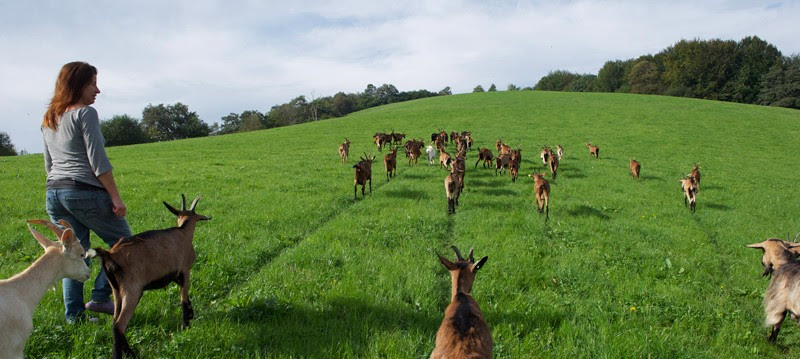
top-left (59, 228), bottom-right (79, 247)
top-left (164, 201), bottom-right (181, 216)
top-left (28, 223), bottom-right (56, 249)
top-left (472, 256), bottom-right (488, 272)
top-left (437, 253), bottom-right (457, 270)
top-left (746, 243), bottom-right (765, 250)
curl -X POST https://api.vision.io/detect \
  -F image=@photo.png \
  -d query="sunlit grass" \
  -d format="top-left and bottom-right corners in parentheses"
top-left (1, 91), bottom-right (799, 357)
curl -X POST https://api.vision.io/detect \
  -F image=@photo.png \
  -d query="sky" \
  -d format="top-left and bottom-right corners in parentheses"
top-left (1, 0), bottom-right (798, 154)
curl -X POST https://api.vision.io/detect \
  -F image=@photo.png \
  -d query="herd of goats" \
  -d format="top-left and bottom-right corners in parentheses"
top-left (0, 127), bottom-right (794, 358)
top-left (338, 130), bottom-right (701, 218)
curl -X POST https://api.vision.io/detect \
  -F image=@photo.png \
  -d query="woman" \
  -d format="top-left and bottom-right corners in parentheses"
top-left (42, 61), bottom-right (131, 323)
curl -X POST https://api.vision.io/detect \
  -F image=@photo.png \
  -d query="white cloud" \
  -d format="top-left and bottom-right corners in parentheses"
top-left (1, 0), bottom-right (798, 153)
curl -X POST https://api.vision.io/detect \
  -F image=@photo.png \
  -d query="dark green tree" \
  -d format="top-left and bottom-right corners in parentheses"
top-left (218, 113), bottom-right (242, 134)
top-left (596, 60), bottom-right (630, 92)
top-left (240, 110), bottom-right (266, 132)
top-left (141, 102), bottom-right (210, 141)
top-left (535, 70), bottom-right (581, 91)
top-left (0, 131), bottom-right (17, 156)
top-left (759, 54), bottom-right (800, 109)
top-left (729, 36), bottom-right (782, 103)
top-left (628, 60), bottom-right (663, 94)
top-left (473, 85), bottom-right (485, 93)
top-left (568, 74), bottom-right (597, 92)
top-left (100, 115), bottom-right (150, 146)
top-left (488, 84), bottom-right (497, 92)
top-left (438, 86), bottom-right (452, 95)
top-left (507, 84), bottom-right (520, 91)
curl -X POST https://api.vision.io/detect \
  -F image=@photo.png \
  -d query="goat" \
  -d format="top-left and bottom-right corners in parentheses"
top-left (444, 164), bottom-right (464, 214)
top-left (354, 154), bottom-right (375, 200)
top-left (384, 146), bottom-right (398, 181)
top-left (465, 134), bottom-right (473, 149)
top-left (431, 246), bottom-right (491, 358)
top-left (746, 239), bottom-right (800, 342)
top-left (338, 138), bottom-right (351, 163)
top-left (747, 239), bottom-right (800, 278)
top-left (556, 144), bottom-right (564, 161)
top-left (391, 131), bottom-right (406, 145)
top-left (1, 220), bottom-right (90, 358)
top-left (474, 148), bottom-right (493, 168)
top-left (540, 146), bottom-right (550, 165)
top-left (586, 143), bottom-right (599, 158)
top-left (680, 177), bottom-right (697, 212)
top-left (426, 145), bottom-right (437, 166)
top-left (509, 149), bottom-right (522, 183)
top-left (629, 159), bottom-right (641, 180)
top-left (453, 154), bottom-right (466, 192)
top-left (548, 153), bottom-right (560, 180)
top-left (439, 149), bottom-right (452, 170)
top-left (92, 195), bottom-right (209, 359)
top-left (689, 163), bottom-right (701, 190)
top-left (450, 131), bottom-right (459, 143)
top-left (408, 142), bottom-right (423, 166)
top-left (495, 153), bottom-right (511, 176)
top-left (496, 140), bottom-right (512, 156)
top-left (373, 132), bottom-right (391, 152)
top-left (529, 173), bottom-right (550, 220)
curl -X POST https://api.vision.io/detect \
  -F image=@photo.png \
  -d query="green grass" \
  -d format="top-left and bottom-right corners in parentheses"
top-left (1, 91), bottom-right (800, 357)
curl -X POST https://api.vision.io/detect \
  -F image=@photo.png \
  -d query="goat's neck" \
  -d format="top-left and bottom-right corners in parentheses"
top-left (450, 271), bottom-right (472, 300)
top-left (4, 249), bottom-right (63, 312)
top-left (178, 219), bottom-right (199, 240)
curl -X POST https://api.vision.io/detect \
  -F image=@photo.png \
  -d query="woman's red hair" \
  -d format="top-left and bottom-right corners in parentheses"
top-left (43, 61), bottom-right (97, 130)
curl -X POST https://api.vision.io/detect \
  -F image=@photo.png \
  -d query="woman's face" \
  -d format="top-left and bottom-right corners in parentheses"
top-left (81, 74), bottom-right (100, 106)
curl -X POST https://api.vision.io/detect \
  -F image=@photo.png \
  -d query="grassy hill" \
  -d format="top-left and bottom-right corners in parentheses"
top-left (1, 91), bottom-right (799, 357)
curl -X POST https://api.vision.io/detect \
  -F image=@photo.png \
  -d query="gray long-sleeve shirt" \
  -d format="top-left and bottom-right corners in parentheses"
top-left (42, 106), bottom-right (112, 189)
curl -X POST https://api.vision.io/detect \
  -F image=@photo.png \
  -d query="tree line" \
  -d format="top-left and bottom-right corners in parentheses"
top-left (534, 36), bottom-right (800, 109)
top-left (2, 35), bottom-right (796, 155)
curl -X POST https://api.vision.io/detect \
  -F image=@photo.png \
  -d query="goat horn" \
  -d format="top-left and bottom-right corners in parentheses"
top-left (793, 230), bottom-right (800, 243)
top-left (451, 245), bottom-right (464, 261)
top-left (26, 219), bottom-right (64, 238)
top-left (468, 248), bottom-right (475, 263)
top-left (181, 194), bottom-right (187, 211)
top-left (189, 195), bottom-right (202, 212)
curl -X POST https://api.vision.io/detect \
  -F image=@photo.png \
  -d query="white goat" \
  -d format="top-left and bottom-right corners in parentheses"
top-left (0, 220), bottom-right (90, 359)
top-left (426, 145), bottom-right (437, 166)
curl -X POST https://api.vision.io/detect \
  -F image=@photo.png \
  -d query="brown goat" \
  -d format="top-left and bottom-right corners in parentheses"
top-left (747, 239), bottom-right (800, 278)
top-left (680, 177), bottom-right (697, 212)
top-left (93, 195), bottom-right (209, 359)
top-left (338, 138), bottom-right (351, 163)
top-left (629, 159), bottom-right (641, 180)
top-left (439, 149), bottom-right (452, 170)
top-left (373, 132), bottom-right (391, 152)
top-left (431, 246), bottom-right (491, 358)
top-left (548, 153), bottom-right (560, 180)
top-left (354, 154), bottom-right (375, 200)
top-left (556, 144), bottom-right (564, 160)
top-left (408, 141), bottom-right (424, 165)
top-left (384, 146), bottom-right (398, 180)
top-left (509, 149), bottom-right (522, 183)
top-left (529, 173), bottom-right (550, 220)
top-left (540, 146), bottom-right (550, 165)
top-left (496, 140), bottom-right (512, 156)
top-left (495, 154), bottom-right (511, 176)
top-left (474, 148), bottom-right (494, 168)
top-left (746, 239), bottom-right (800, 342)
top-left (689, 163), bottom-right (701, 190)
top-left (444, 165), bottom-right (464, 214)
top-left (586, 143), bottom-right (599, 158)
top-left (391, 131), bottom-right (406, 145)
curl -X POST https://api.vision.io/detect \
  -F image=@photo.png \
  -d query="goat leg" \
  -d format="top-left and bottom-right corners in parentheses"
top-left (179, 271), bottom-right (194, 328)
top-left (113, 290), bottom-right (142, 359)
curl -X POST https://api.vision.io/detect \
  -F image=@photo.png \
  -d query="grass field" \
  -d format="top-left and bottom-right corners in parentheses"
top-left (1, 91), bottom-right (800, 357)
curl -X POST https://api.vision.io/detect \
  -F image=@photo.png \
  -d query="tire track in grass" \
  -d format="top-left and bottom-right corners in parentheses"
top-left (236, 161), bottom-right (426, 280)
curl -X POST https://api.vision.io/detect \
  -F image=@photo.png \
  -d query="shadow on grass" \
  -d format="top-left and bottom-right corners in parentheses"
top-left (482, 189), bottom-right (517, 197)
top-left (567, 205), bottom-right (611, 220)
top-left (700, 184), bottom-right (722, 191)
top-left (206, 295), bottom-right (561, 357)
top-left (640, 175), bottom-right (663, 181)
top-left (704, 202), bottom-right (732, 211)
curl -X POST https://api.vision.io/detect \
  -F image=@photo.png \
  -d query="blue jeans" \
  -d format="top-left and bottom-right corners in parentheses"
top-left (45, 188), bottom-right (131, 321)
